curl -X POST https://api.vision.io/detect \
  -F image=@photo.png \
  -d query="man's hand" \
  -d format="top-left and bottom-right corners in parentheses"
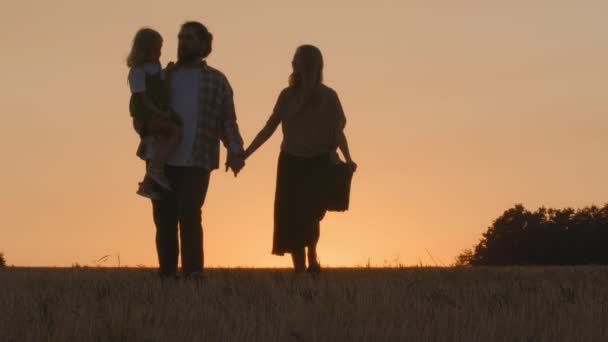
top-left (165, 61), bottom-right (177, 74)
top-left (225, 153), bottom-right (245, 177)
top-left (158, 111), bottom-right (172, 120)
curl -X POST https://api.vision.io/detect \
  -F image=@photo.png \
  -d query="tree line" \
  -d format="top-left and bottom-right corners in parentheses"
top-left (457, 204), bottom-right (608, 266)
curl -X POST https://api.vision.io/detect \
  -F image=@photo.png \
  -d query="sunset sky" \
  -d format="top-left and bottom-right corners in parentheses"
top-left (1, 0), bottom-right (607, 268)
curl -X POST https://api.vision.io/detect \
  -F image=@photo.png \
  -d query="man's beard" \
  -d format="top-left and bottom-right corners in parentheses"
top-left (178, 48), bottom-right (201, 63)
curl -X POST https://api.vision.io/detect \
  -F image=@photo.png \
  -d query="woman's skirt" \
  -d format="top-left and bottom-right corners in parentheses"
top-left (272, 151), bottom-right (330, 255)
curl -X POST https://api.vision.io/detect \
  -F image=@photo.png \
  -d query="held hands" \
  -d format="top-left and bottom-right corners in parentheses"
top-left (225, 152), bottom-right (246, 177)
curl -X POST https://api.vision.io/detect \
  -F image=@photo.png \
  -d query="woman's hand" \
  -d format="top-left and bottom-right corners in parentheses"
top-left (225, 152), bottom-right (245, 177)
top-left (346, 158), bottom-right (357, 172)
top-left (243, 146), bottom-right (253, 160)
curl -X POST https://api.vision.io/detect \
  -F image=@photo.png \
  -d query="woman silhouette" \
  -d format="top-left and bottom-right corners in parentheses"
top-left (245, 45), bottom-right (357, 273)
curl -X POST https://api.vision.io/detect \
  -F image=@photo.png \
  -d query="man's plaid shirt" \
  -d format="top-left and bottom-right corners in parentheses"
top-left (135, 61), bottom-right (245, 170)
top-left (190, 62), bottom-right (244, 170)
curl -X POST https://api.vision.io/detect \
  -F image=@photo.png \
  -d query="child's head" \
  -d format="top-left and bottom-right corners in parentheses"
top-left (127, 28), bottom-right (163, 68)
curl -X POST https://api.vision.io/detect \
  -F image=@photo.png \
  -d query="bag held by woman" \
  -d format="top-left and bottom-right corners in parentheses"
top-left (326, 161), bottom-right (353, 212)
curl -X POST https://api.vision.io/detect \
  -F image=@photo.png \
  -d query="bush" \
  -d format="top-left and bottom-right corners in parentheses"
top-left (454, 249), bottom-right (473, 267)
top-left (0, 252), bottom-right (6, 267)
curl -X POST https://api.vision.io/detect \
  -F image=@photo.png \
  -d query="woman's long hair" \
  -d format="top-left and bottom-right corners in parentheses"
top-left (288, 45), bottom-right (324, 113)
top-left (126, 28), bottom-right (162, 68)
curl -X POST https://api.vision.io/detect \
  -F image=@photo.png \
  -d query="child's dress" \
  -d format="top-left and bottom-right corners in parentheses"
top-left (128, 62), bottom-right (181, 159)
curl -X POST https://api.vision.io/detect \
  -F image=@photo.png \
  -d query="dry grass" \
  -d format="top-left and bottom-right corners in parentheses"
top-left (1, 267), bottom-right (608, 341)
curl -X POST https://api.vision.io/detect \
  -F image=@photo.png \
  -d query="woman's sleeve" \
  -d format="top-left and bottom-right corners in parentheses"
top-left (261, 89), bottom-right (286, 136)
top-left (334, 91), bottom-right (347, 129)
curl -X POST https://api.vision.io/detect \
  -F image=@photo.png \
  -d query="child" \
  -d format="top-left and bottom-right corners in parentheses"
top-left (127, 28), bottom-right (182, 199)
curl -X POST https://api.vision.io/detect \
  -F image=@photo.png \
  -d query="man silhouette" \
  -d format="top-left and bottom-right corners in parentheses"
top-left (149, 21), bottom-right (245, 278)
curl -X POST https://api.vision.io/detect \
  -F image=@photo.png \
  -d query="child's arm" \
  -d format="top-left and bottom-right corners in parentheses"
top-left (129, 66), bottom-right (170, 119)
top-left (135, 92), bottom-right (169, 118)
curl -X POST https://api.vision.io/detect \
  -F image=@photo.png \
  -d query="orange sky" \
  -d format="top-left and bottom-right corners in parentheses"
top-left (1, 0), bottom-right (607, 267)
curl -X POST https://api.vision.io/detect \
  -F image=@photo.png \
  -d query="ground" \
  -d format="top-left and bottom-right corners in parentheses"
top-left (1, 267), bottom-right (607, 341)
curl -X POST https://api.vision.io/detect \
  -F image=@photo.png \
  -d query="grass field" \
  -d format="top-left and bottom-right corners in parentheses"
top-left (1, 267), bottom-right (607, 341)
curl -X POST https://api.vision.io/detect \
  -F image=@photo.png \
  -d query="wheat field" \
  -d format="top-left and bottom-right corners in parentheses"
top-left (1, 267), bottom-right (607, 341)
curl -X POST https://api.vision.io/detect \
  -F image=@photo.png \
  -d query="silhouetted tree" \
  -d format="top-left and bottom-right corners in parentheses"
top-left (0, 252), bottom-right (5, 267)
top-left (454, 249), bottom-right (473, 267)
top-left (459, 204), bottom-right (608, 266)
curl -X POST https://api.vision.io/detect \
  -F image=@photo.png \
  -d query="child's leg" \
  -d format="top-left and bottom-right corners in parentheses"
top-left (146, 119), bottom-right (181, 189)
top-left (136, 161), bottom-right (162, 200)
top-left (156, 123), bottom-right (182, 168)
top-left (147, 119), bottom-right (177, 171)
top-left (167, 124), bottom-right (183, 153)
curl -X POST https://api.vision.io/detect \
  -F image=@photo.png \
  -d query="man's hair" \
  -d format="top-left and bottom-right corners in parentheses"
top-left (181, 21), bottom-right (213, 58)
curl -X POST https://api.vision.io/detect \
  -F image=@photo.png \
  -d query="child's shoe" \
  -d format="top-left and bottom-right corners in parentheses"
top-left (147, 168), bottom-right (172, 191)
top-left (136, 182), bottom-right (162, 200)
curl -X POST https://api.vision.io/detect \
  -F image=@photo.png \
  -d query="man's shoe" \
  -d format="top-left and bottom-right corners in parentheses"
top-left (184, 270), bottom-right (205, 280)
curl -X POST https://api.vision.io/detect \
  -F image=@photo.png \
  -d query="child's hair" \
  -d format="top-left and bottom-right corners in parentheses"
top-left (126, 28), bottom-right (163, 68)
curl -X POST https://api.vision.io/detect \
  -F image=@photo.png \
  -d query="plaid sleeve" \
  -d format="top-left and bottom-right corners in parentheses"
top-left (219, 77), bottom-right (244, 156)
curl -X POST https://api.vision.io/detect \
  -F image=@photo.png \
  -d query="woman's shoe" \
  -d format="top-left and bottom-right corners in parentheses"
top-left (307, 263), bottom-right (321, 274)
